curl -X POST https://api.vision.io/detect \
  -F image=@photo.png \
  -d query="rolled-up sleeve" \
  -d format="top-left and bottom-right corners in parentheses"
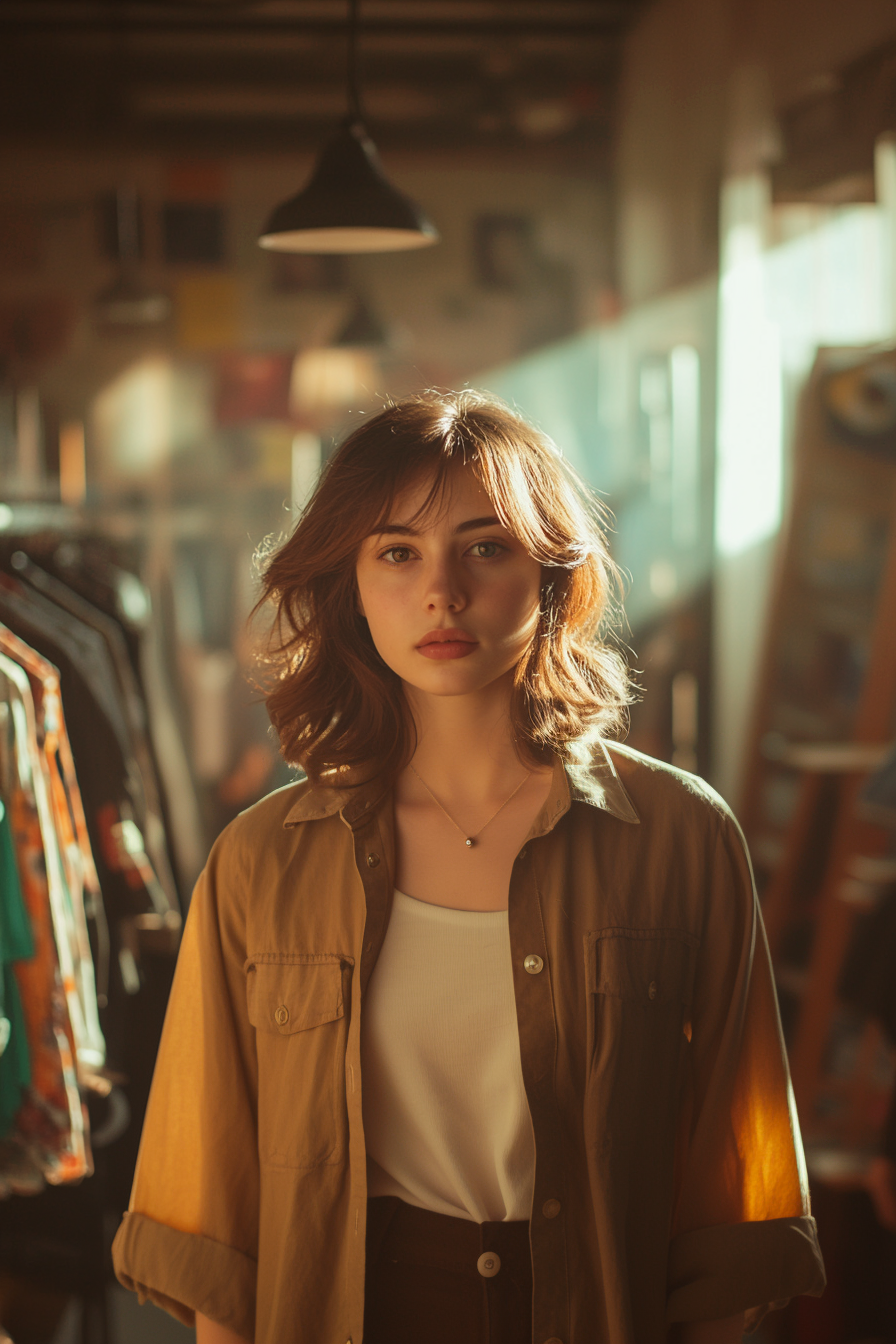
top-left (112, 827), bottom-right (259, 1340)
top-left (666, 811), bottom-right (826, 1332)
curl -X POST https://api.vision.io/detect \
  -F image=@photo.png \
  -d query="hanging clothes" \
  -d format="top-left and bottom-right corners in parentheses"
top-left (0, 529), bottom-right (196, 1344)
top-left (0, 648), bottom-right (93, 1188)
top-left (0, 540), bottom-right (189, 1322)
top-left (0, 626), bottom-right (106, 1076)
top-left (0, 796), bottom-right (34, 1144)
top-left (10, 551), bottom-right (179, 914)
top-left (41, 538), bottom-right (206, 896)
top-left (0, 575), bottom-right (176, 933)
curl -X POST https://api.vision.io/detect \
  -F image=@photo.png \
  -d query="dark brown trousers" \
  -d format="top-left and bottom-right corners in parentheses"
top-left (364, 1196), bottom-right (533, 1344)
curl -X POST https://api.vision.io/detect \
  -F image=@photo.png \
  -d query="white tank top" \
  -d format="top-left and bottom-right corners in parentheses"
top-left (361, 888), bottom-right (536, 1224)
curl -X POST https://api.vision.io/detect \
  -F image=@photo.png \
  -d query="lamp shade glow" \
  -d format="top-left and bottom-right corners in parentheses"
top-left (94, 269), bottom-right (170, 327)
top-left (289, 347), bottom-right (380, 413)
top-left (259, 121), bottom-right (439, 254)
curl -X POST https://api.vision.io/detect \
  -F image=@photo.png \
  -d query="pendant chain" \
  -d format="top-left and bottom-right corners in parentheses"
top-left (408, 762), bottom-right (531, 848)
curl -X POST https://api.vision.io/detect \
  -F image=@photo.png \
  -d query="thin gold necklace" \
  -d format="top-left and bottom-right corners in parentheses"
top-left (408, 762), bottom-right (531, 849)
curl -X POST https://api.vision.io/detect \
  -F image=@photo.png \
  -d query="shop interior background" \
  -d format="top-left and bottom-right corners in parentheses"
top-left (2, 0), bottom-right (896, 1340)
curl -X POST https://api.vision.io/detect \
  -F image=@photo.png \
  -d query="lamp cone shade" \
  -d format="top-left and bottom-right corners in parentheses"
top-left (259, 121), bottom-right (439, 254)
top-left (94, 267), bottom-right (170, 326)
top-left (335, 294), bottom-right (391, 348)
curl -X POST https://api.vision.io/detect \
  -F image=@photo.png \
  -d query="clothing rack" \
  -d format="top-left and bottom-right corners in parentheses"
top-left (0, 523), bottom-right (200, 1344)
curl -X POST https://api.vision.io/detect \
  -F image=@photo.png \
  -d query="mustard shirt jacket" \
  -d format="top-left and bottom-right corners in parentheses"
top-left (112, 740), bottom-right (826, 1344)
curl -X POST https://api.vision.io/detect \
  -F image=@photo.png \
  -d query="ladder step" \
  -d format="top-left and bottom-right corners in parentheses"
top-left (776, 742), bottom-right (890, 773)
top-left (845, 854), bottom-right (896, 884)
top-left (805, 1145), bottom-right (870, 1186)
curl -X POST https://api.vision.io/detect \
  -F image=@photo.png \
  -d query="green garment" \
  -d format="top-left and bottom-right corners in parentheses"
top-left (0, 796), bottom-right (35, 1136)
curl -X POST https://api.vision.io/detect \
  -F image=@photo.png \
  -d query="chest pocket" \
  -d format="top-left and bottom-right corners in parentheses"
top-left (586, 927), bottom-right (698, 1008)
top-left (584, 928), bottom-right (698, 1125)
top-left (246, 954), bottom-right (351, 1169)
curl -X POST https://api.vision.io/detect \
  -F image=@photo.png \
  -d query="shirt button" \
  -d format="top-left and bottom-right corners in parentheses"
top-left (542, 1198), bottom-right (561, 1219)
top-left (544, 1338), bottom-right (564, 1344)
top-left (366, 853), bottom-right (380, 868)
top-left (524, 954), bottom-right (544, 974)
top-left (477, 1251), bottom-right (501, 1277)
top-left (648, 980), bottom-right (658, 1000)
top-left (274, 1005), bottom-right (289, 1026)
top-left (518, 847), bottom-right (527, 861)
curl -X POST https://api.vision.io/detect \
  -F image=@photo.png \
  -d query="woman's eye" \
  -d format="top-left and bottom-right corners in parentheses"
top-left (381, 546), bottom-right (413, 564)
top-left (469, 541), bottom-right (504, 559)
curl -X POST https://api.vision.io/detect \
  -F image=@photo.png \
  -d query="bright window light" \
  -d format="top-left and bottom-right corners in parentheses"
top-left (715, 176), bottom-right (783, 559)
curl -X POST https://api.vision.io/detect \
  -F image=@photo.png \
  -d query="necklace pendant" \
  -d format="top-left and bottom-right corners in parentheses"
top-left (465, 837), bottom-right (474, 848)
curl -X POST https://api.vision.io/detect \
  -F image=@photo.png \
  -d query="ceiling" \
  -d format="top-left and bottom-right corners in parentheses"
top-left (0, 0), bottom-right (650, 166)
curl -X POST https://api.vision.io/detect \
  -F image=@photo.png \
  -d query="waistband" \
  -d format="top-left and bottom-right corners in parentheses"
top-left (366, 1195), bottom-right (531, 1279)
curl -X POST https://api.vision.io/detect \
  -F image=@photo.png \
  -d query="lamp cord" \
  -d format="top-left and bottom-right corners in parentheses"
top-left (347, 0), bottom-right (363, 123)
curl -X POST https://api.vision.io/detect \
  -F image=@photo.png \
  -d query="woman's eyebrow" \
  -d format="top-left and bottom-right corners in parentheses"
top-left (372, 515), bottom-right (503, 537)
top-left (455, 515), bottom-right (503, 534)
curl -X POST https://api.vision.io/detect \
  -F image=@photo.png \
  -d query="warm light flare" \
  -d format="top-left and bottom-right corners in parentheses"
top-left (59, 421), bottom-right (87, 506)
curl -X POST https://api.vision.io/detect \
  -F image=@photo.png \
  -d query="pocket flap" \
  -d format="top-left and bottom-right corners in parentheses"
top-left (585, 928), bottom-right (698, 1007)
top-left (245, 956), bottom-right (346, 1036)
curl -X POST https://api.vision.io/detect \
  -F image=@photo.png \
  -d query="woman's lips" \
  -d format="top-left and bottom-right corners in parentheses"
top-left (417, 641), bottom-right (477, 660)
top-left (416, 635), bottom-right (478, 660)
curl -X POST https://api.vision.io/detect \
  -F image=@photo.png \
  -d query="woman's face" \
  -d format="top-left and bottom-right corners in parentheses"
top-left (355, 465), bottom-right (542, 703)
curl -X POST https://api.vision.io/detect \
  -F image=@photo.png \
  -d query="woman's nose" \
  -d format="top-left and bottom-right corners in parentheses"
top-left (423, 558), bottom-right (465, 612)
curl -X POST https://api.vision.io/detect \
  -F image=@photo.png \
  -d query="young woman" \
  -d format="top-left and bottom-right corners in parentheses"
top-left (113, 391), bottom-right (825, 1344)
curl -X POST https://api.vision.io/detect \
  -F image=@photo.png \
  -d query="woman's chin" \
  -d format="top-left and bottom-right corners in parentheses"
top-left (399, 667), bottom-right (517, 703)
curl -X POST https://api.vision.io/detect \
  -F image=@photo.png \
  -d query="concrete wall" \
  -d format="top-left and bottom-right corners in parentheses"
top-left (616, 0), bottom-right (896, 307)
top-left (616, 0), bottom-right (896, 803)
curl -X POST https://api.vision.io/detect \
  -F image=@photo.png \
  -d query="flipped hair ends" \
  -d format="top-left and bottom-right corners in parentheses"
top-left (254, 389), bottom-right (633, 786)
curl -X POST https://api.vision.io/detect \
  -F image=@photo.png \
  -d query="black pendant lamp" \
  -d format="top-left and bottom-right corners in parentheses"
top-left (258, 0), bottom-right (438, 254)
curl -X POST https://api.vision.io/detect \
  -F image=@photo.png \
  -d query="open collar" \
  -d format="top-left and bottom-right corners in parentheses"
top-left (566, 739), bottom-right (640, 822)
top-left (283, 764), bottom-right (386, 830)
top-left (523, 739), bottom-right (640, 841)
top-left (283, 740), bottom-right (639, 833)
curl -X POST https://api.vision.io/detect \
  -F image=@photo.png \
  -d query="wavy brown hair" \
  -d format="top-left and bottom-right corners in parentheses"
top-left (255, 389), bottom-right (632, 785)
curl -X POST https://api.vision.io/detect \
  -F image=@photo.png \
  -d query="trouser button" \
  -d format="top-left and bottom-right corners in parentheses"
top-left (477, 1251), bottom-right (501, 1277)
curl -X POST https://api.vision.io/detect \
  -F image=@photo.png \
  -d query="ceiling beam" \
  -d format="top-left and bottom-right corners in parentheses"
top-left (0, 0), bottom-right (643, 36)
